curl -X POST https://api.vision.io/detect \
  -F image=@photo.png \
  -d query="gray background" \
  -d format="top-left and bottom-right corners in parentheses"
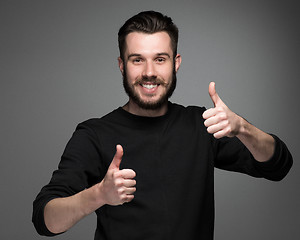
top-left (1, 0), bottom-right (299, 239)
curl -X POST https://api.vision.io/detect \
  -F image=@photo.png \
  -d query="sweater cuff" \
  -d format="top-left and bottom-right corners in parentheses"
top-left (32, 196), bottom-right (65, 237)
top-left (253, 134), bottom-right (292, 181)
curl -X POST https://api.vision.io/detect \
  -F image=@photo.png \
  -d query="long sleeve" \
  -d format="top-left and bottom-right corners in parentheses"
top-left (32, 121), bottom-right (105, 236)
top-left (213, 134), bottom-right (293, 181)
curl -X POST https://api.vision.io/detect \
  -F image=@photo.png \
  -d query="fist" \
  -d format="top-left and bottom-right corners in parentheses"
top-left (202, 82), bottom-right (242, 139)
top-left (99, 145), bottom-right (136, 205)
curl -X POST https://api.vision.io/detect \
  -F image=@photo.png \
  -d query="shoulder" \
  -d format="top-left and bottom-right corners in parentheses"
top-left (76, 108), bottom-right (122, 129)
top-left (170, 102), bottom-right (206, 118)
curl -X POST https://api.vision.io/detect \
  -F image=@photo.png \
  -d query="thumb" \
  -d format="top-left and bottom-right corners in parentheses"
top-left (208, 82), bottom-right (221, 107)
top-left (109, 144), bottom-right (123, 170)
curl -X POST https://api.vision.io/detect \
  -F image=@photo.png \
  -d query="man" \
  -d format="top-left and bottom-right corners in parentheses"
top-left (33, 11), bottom-right (293, 240)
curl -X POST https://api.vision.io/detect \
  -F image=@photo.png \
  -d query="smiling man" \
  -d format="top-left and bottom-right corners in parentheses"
top-left (33, 11), bottom-right (293, 240)
top-left (120, 31), bottom-right (181, 116)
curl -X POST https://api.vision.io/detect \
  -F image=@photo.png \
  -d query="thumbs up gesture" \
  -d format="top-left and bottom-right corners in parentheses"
top-left (202, 82), bottom-right (242, 139)
top-left (99, 145), bottom-right (136, 206)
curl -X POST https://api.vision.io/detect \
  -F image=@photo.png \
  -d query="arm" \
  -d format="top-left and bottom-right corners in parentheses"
top-left (203, 82), bottom-right (274, 162)
top-left (236, 117), bottom-right (275, 162)
top-left (44, 184), bottom-right (105, 234)
top-left (44, 145), bottom-right (136, 234)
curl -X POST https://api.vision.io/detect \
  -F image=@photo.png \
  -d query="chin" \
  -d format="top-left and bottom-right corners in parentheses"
top-left (135, 98), bottom-right (167, 110)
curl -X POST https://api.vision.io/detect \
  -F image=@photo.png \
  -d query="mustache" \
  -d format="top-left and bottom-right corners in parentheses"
top-left (134, 76), bottom-right (166, 86)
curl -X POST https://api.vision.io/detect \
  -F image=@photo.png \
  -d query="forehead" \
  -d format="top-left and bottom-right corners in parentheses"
top-left (124, 31), bottom-right (173, 57)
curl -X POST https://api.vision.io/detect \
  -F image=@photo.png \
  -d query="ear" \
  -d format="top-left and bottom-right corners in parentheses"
top-left (174, 54), bottom-right (182, 72)
top-left (118, 57), bottom-right (124, 75)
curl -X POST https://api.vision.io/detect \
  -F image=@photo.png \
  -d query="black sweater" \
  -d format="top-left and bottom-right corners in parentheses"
top-left (32, 102), bottom-right (293, 240)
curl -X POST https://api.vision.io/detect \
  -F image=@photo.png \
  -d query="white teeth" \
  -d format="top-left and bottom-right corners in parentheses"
top-left (142, 84), bottom-right (157, 89)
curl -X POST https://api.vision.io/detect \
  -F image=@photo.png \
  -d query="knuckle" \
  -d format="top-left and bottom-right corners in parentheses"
top-left (107, 169), bottom-right (114, 177)
top-left (219, 112), bottom-right (227, 120)
top-left (113, 171), bottom-right (122, 179)
top-left (112, 171), bottom-right (118, 178)
top-left (126, 195), bottom-right (134, 202)
top-left (216, 107), bottom-right (223, 112)
top-left (222, 120), bottom-right (229, 128)
top-left (115, 178), bottom-right (124, 187)
top-left (224, 127), bottom-right (231, 135)
top-left (120, 194), bottom-right (128, 201)
top-left (117, 187), bottom-right (125, 195)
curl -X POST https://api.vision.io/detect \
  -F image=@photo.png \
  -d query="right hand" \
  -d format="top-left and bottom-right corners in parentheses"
top-left (99, 145), bottom-right (136, 205)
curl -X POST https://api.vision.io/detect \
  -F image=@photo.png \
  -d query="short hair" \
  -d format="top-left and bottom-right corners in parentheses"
top-left (118, 11), bottom-right (179, 61)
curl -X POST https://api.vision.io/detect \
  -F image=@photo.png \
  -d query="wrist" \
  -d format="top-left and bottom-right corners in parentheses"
top-left (78, 183), bottom-right (106, 216)
top-left (236, 116), bottom-right (248, 138)
top-left (95, 181), bottom-right (108, 207)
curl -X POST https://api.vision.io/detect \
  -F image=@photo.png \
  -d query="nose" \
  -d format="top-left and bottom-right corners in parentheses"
top-left (142, 61), bottom-right (157, 79)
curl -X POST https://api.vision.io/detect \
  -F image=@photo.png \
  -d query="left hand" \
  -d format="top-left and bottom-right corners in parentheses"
top-left (202, 82), bottom-right (242, 139)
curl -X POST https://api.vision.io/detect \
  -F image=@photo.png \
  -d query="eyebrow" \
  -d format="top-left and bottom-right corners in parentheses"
top-left (127, 52), bottom-right (171, 60)
top-left (127, 53), bottom-right (141, 60)
top-left (157, 52), bottom-right (171, 58)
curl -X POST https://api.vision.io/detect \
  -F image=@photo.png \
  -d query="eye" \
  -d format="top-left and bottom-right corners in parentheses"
top-left (132, 58), bottom-right (143, 64)
top-left (156, 57), bottom-right (165, 63)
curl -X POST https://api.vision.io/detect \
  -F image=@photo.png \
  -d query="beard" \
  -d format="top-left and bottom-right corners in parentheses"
top-left (122, 66), bottom-right (177, 110)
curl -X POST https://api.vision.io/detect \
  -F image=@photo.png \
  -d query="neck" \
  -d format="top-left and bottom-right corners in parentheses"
top-left (123, 100), bottom-right (168, 117)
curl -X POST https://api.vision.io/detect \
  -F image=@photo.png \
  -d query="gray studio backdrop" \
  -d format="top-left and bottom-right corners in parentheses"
top-left (1, 0), bottom-right (299, 239)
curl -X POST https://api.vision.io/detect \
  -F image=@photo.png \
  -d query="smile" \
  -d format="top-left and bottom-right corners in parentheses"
top-left (142, 84), bottom-right (158, 89)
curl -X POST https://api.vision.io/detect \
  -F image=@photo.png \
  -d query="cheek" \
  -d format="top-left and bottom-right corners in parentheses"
top-left (125, 66), bottom-right (141, 82)
top-left (159, 66), bottom-right (173, 80)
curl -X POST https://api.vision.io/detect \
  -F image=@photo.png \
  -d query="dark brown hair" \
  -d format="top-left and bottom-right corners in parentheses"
top-left (118, 11), bottom-right (179, 61)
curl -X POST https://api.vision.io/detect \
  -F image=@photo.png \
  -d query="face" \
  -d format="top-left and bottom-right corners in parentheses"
top-left (119, 32), bottom-right (181, 110)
